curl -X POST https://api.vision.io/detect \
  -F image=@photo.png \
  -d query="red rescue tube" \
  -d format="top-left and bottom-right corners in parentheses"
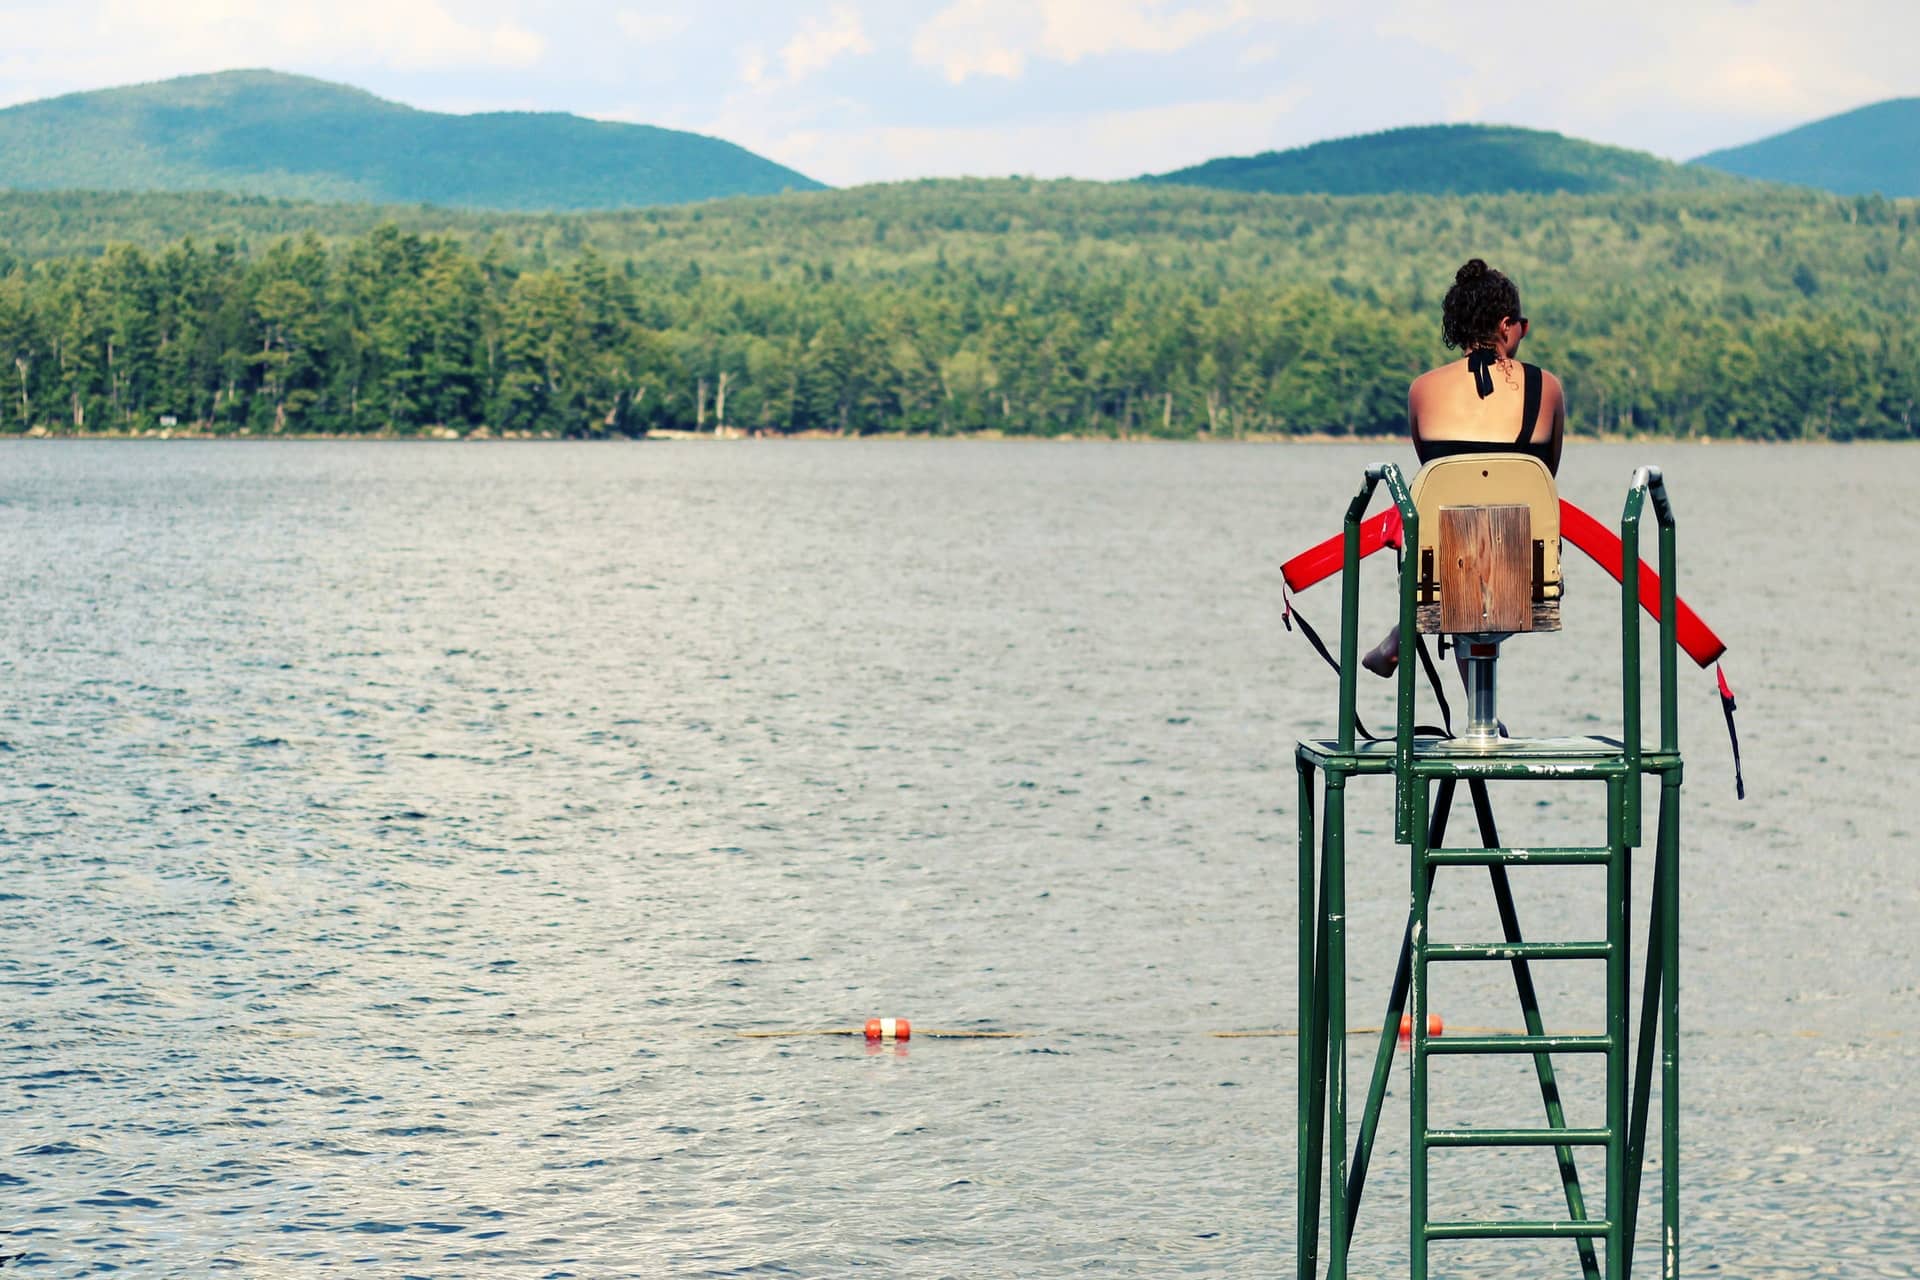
top-left (1280, 500), bottom-right (1726, 669)
top-left (1556, 501), bottom-right (1725, 667)
top-left (1280, 508), bottom-right (1403, 595)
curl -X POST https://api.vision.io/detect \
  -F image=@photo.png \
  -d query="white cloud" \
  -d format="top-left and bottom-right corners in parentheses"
top-left (735, 5), bottom-right (872, 92)
top-left (1038, 0), bottom-right (1245, 63)
top-left (909, 0), bottom-right (1034, 84)
top-left (1372, 0), bottom-right (1917, 155)
top-left (714, 85), bottom-right (1316, 185)
top-left (616, 11), bottom-right (691, 44)
top-left (738, 46), bottom-right (770, 87)
top-left (89, 0), bottom-right (544, 69)
top-left (780, 5), bottom-right (873, 82)
top-left (1577, 8), bottom-right (1902, 125)
top-left (911, 0), bottom-right (1317, 83)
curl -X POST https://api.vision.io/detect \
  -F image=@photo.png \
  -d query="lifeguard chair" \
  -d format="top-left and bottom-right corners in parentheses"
top-left (1409, 453), bottom-right (1562, 747)
top-left (1294, 460), bottom-right (1684, 1280)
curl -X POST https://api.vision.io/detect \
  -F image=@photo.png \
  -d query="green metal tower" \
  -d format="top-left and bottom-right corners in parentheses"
top-left (1295, 462), bottom-right (1683, 1279)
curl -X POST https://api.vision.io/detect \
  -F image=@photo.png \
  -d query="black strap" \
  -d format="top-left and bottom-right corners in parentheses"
top-left (1284, 590), bottom-right (1452, 742)
top-left (1412, 632), bottom-right (1455, 738)
top-left (1519, 362), bottom-right (1542, 443)
top-left (1466, 348), bottom-right (1497, 399)
top-left (1717, 663), bottom-right (1746, 800)
top-left (1284, 592), bottom-right (1382, 741)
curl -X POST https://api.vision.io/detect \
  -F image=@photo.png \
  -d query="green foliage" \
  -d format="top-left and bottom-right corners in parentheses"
top-left (0, 70), bottom-right (823, 210)
top-left (1143, 125), bottom-right (1737, 196)
top-left (0, 179), bottom-right (1915, 439)
top-left (1691, 98), bottom-right (1920, 197)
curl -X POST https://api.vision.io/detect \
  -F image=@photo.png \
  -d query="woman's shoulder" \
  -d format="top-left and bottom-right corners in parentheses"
top-left (1409, 360), bottom-right (1462, 393)
top-left (1531, 365), bottom-right (1567, 411)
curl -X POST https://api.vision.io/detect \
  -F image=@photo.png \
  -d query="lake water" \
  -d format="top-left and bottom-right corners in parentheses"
top-left (1, 440), bottom-right (1915, 1277)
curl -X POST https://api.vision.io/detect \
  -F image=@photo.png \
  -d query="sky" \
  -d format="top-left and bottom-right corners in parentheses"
top-left (0, 0), bottom-right (1915, 186)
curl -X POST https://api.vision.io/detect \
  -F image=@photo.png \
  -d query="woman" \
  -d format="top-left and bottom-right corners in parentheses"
top-left (1362, 258), bottom-right (1565, 676)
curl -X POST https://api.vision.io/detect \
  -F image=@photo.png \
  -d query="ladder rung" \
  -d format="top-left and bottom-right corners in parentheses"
top-left (1422, 1034), bottom-right (1612, 1055)
top-left (1426, 1219), bottom-right (1613, 1241)
top-left (1426, 1127), bottom-right (1611, 1148)
top-left (1425, 846), bottom-right (1612, 867)
top-left (1426, 941), bottom-right (1611, 962)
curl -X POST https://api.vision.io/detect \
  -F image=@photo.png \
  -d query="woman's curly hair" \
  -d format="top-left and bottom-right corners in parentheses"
top-left (1441, 258), bottom-right (1522, 351)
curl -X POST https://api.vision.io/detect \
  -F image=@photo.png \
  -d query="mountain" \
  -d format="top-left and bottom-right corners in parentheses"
top-left (0, 69), bottom-right (823, 210)
top-left (1691, 99), bottom-right (1920, 196)
top-left (1142, 124), bottom-right (1736, 196)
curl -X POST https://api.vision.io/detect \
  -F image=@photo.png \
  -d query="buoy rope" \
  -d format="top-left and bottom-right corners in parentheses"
top-left (1208, 1026), bottom-right (1593, 1038)
top-left (736, 1028), bottom-right (1027, 1039)
top-left (116, 1022), bottom-right (1896, 1043)
top-left (736, 1025), bottom-right (1537, 1039)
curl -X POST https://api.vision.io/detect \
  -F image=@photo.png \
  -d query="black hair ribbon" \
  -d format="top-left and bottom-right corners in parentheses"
top-left (1466, 348), bottom-right (1497, 399)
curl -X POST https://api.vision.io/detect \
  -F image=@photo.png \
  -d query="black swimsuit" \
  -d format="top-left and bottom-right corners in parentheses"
top-left (1413, 358), bottom-right (1553, 470)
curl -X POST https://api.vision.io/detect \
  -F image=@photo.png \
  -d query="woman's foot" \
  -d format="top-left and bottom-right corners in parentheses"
top-left (1362, 626), bottom-right (1400, 678)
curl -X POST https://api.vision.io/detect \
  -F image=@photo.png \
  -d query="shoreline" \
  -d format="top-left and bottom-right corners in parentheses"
top-left (2, 428), bottom-right (1909, 445)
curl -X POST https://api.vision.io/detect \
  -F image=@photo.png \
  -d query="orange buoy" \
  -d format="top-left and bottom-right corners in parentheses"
top-left (1398, 1013), bottom-right (1445, 1039)
top-left (864, 1017), bottom-right (911, 1042)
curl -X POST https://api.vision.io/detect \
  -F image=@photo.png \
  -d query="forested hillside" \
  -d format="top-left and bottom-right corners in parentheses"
top-left (0, 191), bottom-right (503, 265)
top-left (1692, 98), bottom-right (1920, 197)
top-left (0, 180), bottom-right (1915, 440)
top-left (0, 70), bottom-right (822, 209)
top-left (1145, 125), bottom-right (1735, 196)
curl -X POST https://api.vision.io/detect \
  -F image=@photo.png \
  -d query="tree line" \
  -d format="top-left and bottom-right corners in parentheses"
top-left (0, 182), bottom-right (1915, 439)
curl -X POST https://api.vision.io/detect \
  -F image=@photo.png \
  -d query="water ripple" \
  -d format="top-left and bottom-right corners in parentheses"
top-left (0, 440), bottom-right (1912, 1275)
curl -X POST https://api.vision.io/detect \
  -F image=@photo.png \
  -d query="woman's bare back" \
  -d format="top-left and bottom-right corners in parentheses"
top-left (1409, 356), bottom-right (1565, 472)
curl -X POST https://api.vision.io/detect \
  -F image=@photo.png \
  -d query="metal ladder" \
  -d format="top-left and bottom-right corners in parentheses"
top-left (1295, 463), bottom-right (1682, 1279)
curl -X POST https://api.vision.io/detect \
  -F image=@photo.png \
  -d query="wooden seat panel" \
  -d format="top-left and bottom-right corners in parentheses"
top-left (1411, 455), bottom-right (1562, 635)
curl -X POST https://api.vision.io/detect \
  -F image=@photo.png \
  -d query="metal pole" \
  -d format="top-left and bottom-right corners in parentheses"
top-left (1460, 639), bottom-right (1503, 748)
top-left (1620, 482), bottom-right (1646, 848)
top-left (1650, 470), bottom-right (1678, 756)
top-left (1345, 780), bottom-right (1454, 1232)
top-left (1326, 772), bottom-right (1350, 1279)
top-left (1408, 777), bottom-right (1433, 1280)
top-left (1394, 469), bottom-right (1420, 841)
top-left (1623, 845), bottom-right (1665, 1265)
top-left (1302, 771), bottom-right (1332, 1278)
top-left (1297, 755), bottom-right (1321, 1279)
top-left (1607, 771), bottom-right (1630, 1280)
top-left (1650, 464), bottom-right (1681, 1278)
top-left (1661, 771), bottom-right (1681, 1279)
top-left (1338, 474), bottom-right (1379, 756)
